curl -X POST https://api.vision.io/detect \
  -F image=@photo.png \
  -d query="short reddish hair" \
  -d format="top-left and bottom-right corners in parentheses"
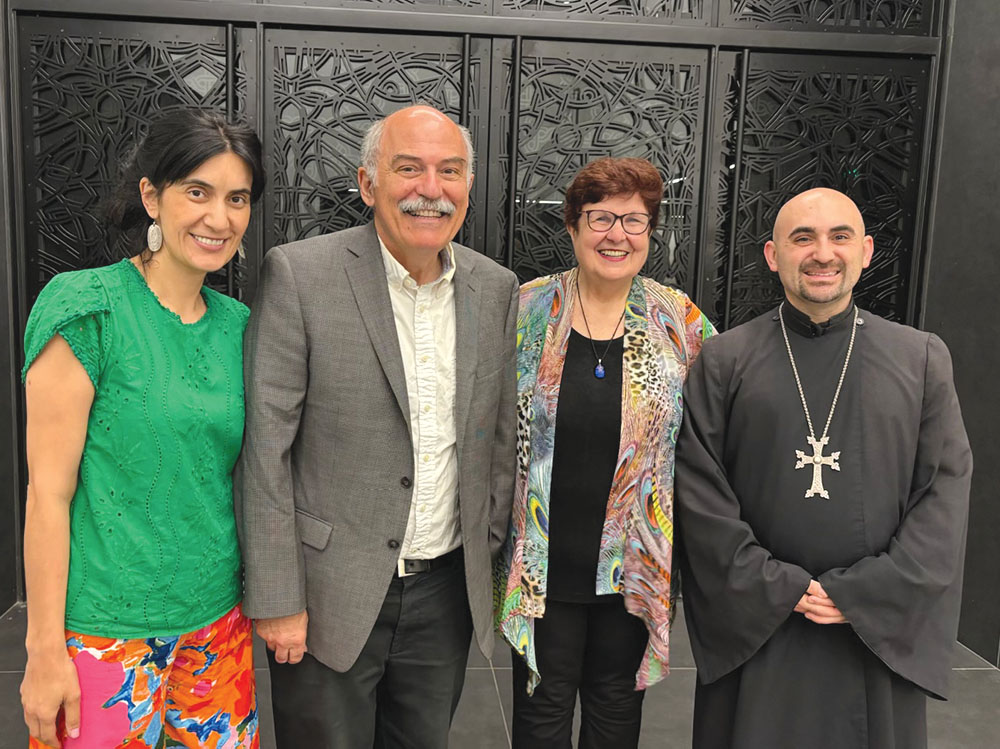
top-left (563, 157), bottom-right (663, 233)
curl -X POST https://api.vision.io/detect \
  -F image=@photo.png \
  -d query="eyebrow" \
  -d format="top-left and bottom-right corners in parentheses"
top-left (179, 178), bottom-right (251, 195)
top-left (390, 154), bottom-right (468, 167)
top-left (787, 224), bottom-right (856, 238)
top-left (788, 226), bottom-right (816, 237)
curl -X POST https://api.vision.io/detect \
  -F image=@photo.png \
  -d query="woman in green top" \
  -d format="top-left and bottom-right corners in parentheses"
top-left (20, 110), bottom-right (266, 748)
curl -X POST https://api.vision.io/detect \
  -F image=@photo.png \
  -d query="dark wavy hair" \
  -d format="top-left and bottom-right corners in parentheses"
top-left (103, 110), bottom-right (266, 257)
top-left (563, 157), bottom-right (663, 233)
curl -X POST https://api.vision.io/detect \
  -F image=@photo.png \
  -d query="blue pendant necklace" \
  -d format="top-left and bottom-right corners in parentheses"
top-left (576, 283), bottom-right (626, 379)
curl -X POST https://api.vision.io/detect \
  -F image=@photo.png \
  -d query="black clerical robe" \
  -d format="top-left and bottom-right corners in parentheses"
top-left (675, 303), bottom-right (972, 749)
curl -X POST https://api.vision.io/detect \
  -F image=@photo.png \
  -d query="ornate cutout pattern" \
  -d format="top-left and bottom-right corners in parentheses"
top-left (21, 19), bottom-right (237, 302)
top-left (500, 0), bottom-right (704, 20)
top-left (266, 33), bottom-right (484, 250)
top-left (727, 56), bottom-right (928, 325)
top-left (509, 44), bottom-right (705, 292)
top-left (724, 0), bottom-right (929, 33)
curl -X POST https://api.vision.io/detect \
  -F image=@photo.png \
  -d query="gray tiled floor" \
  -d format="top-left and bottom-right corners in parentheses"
top-left (1, 602), bottom-right (997, 748)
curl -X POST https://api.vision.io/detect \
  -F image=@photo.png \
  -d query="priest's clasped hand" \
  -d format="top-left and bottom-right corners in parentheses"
top-left (794, 579), bottom-right (848, 624)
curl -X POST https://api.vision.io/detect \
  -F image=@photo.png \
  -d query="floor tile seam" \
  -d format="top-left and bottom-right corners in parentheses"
top-left (956, 641), bottom-right (999, 670)
top-left (0, 602), bottom-right (25, 619)
top-left (488, 658), bottom-right (512, 749)
top-left (483, 665), bottom-right (699, 671)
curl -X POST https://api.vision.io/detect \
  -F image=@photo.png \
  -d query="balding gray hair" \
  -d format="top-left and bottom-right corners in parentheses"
top-left (360, 113), bottom-right (475, 188)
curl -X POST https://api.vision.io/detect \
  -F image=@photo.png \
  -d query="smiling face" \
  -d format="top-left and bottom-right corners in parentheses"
top-left (357, 107), bottom-right (472, 261)
top-left (140, 150), bottom-right (253, 275)
top-left (569, 192), bottom-right (650, 289)
top-left (764, 188), bottom-right (874, 320)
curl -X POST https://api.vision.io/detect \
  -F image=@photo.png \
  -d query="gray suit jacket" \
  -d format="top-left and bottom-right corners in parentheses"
top-left (235, 223), bottom-right (518, 671)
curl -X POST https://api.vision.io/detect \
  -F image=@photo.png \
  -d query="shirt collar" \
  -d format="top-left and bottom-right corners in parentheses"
top-left (779, 298), bottom-right (857, 338)
top-left (378, 234), bottom-right (456, 291)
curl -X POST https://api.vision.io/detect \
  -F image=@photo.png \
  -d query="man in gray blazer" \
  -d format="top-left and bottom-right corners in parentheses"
top-left (237, 105), bottom-right (518, 747)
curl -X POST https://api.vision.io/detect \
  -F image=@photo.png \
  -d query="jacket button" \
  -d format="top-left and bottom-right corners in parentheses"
top-left (400, 476), bottom-right (412, 488)
top-left (388, 539), bottom-right (400, 549)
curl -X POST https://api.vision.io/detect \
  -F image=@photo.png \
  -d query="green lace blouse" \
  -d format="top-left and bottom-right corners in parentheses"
top-left (22, 259), bottom-right (249, 638)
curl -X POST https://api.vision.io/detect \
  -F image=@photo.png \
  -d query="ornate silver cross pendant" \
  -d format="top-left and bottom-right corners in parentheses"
top-left (794, 435), bottom-right (841, 499)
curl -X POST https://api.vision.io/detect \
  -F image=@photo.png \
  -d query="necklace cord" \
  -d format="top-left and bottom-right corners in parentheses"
top-left (576, 281), bottom-right (627, 366)
top-left (778, 302), bottom-right (858, 441)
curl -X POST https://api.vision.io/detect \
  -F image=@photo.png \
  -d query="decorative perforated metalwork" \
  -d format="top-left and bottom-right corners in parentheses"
top-left (723, 0), bottom-right (930, 33)
top-left (509, 42), bottom-right (706, 289)
top-left (499, 0), bottom-right (704, 20)
top-left (264, 0), bottom-right (487, 9)
top-left (727, 54), bottom-right (929, 326)
top-left (19, 18), bottom-right (245, 303)
top-left (265, 32), bottom-right (486, 251)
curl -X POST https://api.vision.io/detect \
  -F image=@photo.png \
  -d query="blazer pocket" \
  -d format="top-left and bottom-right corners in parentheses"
top-left (295, 509), bottom-right (333, 551)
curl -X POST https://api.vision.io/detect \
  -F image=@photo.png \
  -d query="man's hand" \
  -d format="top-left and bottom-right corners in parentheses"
top-left (256, 610), bottom-right (309, 664)
top-left (794, 580), bottom-right (848, 624)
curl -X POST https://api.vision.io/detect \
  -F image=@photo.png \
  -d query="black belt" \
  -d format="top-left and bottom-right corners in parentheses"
top-left (395, 547), bottom-right (463, 577)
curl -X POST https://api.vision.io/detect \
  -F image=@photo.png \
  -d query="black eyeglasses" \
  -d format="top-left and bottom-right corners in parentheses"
top-left (581, 210), bottom-right (652, 235)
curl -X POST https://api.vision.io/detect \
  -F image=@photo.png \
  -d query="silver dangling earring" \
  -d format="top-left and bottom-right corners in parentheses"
top-left (147, 222), bottom-right (163, 252)
top-left (237, 243), bottom-right (246, 261)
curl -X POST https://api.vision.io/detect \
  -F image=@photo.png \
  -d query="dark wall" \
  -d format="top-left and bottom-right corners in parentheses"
top-left (925, 0), bottom-right (1000, 666)
top-left (0, 0), bottom-right (23, 613)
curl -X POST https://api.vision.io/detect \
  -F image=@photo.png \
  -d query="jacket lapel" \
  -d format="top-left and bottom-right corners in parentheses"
top-left (344, 225), bottom-right (411, 431)
top-left (453, 256), bottom-right (479, 455)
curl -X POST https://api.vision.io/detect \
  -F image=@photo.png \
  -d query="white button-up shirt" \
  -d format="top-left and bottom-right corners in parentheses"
top-left (379, 236), bottom-right (460, 560)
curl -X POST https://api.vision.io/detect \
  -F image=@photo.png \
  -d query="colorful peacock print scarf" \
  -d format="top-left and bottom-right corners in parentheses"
top-left (494, 267), bottom-right (715, 693)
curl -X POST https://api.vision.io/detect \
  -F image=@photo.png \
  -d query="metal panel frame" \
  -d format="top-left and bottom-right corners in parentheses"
top-left (0, 0), bottom-right (24, 609)
top-left (9, 0), bottom-right (941, 54)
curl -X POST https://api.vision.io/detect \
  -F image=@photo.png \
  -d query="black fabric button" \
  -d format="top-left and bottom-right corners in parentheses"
top-left (400, 476), bottom-right (412, 488)
top-left (388, 539), bottom-right (400, 549)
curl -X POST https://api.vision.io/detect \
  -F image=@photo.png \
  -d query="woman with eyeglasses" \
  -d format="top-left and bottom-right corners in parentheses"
top-left (494, 157), bottom-right (715, 747)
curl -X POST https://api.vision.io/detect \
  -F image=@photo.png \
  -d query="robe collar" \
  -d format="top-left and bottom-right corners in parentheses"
top-left (779, 298), bottom-right (857, 338)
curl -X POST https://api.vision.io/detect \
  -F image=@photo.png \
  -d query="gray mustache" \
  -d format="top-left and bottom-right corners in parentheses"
top-left (398, 197), bottom-right (456, 215)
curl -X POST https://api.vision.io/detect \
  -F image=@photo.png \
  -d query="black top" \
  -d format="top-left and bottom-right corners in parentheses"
top-left (547, 328), bottom-right (623, 603)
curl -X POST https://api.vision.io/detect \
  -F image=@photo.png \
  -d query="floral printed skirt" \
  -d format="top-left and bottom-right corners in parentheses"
top-left (30, 604), bottom-right (258, 748)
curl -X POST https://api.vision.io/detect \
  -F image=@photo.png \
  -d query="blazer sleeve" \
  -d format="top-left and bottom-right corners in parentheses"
top-left (488, 275), bottom-right (520, 559)
top-left (236, 246), bottom-right (310, 619)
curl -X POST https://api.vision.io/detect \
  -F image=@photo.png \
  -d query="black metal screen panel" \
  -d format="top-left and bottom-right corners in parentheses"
top-left (262, 0), bottom-right (489, 11)
top-left (16, 17), bottom-right (252, 304)
top-left (264, 30), bottom-right (488, 252)
top-left (497, 0), bottom-right (706, 21)
top-left (502, 41), bottom-right (707, 291)
top-left (722, 0), bottom-right (932, 34)
top-left (725, 53), bottom-right (930, 327)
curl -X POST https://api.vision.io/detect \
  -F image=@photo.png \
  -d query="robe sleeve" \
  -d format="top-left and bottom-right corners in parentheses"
top-left (675, 339), bottom-right (813, 684)
top-left (818, 333), bottom-right (971, 700)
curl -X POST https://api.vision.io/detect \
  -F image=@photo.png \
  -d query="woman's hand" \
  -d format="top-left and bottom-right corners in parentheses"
top-left (22, 334), bottom-right (94, 748)
top-left (21, 647), bottom-right (81, 747)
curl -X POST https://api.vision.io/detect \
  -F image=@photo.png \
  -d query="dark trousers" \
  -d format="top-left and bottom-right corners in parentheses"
top-left (511, 597), bottom-right (648, 749)
top-left (268, 556), bottom-right (474, 748)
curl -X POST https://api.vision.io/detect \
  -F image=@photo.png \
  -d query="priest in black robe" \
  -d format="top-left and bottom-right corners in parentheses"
top-left (675, 187), bottom-right (972, 749)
